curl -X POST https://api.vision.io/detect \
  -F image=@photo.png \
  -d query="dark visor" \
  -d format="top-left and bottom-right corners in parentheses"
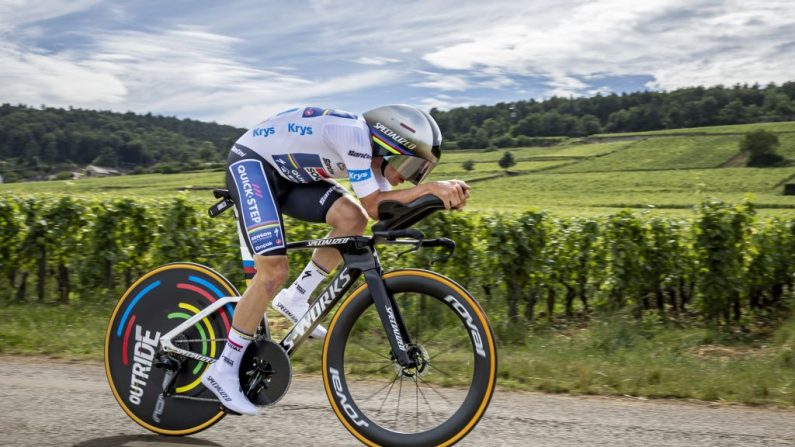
top-left (387, 155), bottom-right (436, 185)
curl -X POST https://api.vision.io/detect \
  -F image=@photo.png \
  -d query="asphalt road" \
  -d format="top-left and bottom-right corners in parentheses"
top-left (0, 356), bottom-right (793, 446)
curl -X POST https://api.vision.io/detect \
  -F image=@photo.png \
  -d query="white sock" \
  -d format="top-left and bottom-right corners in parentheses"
top-left (217, 327), bottom-right (253, 373)
top-left (203, 326), bottom-right (258, 415)
top-left (287, 260), bottom-right (328, 303)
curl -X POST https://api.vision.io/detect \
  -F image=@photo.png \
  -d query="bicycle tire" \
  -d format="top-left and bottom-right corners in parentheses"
top-left (322, 269), bottom-right (497, 447)
top-left (104, 262), bottom-right (238, 435)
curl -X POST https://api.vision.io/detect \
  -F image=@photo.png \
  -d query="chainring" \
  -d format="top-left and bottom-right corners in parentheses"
top-left (238, 338), bottom-right (292, 407)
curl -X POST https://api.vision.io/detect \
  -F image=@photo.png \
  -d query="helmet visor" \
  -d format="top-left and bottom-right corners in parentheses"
top-left (387, 155), bottom-right (436, 184)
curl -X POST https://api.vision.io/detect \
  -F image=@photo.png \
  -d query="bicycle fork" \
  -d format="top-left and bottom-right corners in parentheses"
top-left (362, 268), bottom-right (417, 368)
top-left (336, 240), bottom-right (417, 368)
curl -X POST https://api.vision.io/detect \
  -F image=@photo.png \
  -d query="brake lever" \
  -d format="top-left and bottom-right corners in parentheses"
top-left (429, 238), bottom-right (455, 265)
top-left (430, 251), bottom-right (453, 266)
top-left (390, 235), bottom-right (456, 262)
top-left (395, 238), bottom-right (423, 258)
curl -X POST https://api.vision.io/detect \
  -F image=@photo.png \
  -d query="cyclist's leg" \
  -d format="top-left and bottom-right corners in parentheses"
top-left (233, 255), bottom-right (287, 332)
top-left (225, 144), bottom-right (291, 330)
top-left (316, 190), bottom-right (370, 270)
top-left (202, 145), bottom-right (289, 415)
top-left (273, 182), bottom-right (367, 337)
top-left (279, 180), bottom-right (366, 293)
top-left (281, 180), bottom-right (367, 279)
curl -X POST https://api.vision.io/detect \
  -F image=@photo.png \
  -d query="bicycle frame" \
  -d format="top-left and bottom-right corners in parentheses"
top-left (160, 234), bottom-right (420, 368)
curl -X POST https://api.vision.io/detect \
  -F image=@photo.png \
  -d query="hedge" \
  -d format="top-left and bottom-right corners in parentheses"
top-left (1, 196), bottom-right (793, 339)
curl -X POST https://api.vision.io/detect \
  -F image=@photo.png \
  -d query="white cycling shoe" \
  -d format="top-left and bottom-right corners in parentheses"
top-left (201, 360), bottom-right (258, 415)
top-left (272, 289), bottom-right (327, 339)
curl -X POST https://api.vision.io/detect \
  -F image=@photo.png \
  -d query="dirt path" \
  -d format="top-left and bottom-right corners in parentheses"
top-left (0, 356), bottom-right (793, 446)
top-left (719, 151), bottom-right (749, 167)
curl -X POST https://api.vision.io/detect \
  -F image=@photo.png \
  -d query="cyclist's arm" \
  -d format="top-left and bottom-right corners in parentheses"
top-left (359, 180), bottom-right (470, 220)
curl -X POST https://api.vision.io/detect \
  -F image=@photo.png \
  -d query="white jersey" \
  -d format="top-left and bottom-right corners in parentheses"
top-left (234, 106), bottom-right (391, 198)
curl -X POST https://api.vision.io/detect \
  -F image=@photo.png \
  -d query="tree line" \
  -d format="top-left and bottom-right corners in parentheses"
top-left (0, 104), bottom-right (244, 181)
top-left (430, 81), bottom-right (795, 149)
top-left (2, 80), bottom-right (795, 181)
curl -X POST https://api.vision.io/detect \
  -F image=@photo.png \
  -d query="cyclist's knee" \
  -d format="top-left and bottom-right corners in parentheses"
top-left (327, 196), bottom-right (368, 235)
top-left (251, 255), bottom-right (289, 296)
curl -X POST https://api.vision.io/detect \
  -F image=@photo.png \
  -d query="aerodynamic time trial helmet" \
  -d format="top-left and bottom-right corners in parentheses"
top-left (363, 104), bottom-right (442, 184)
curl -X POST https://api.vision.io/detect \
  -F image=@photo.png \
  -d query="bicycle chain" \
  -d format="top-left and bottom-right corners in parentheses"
top-left (168, 394), bottom-right (221, 403)
top-left (175, 338), bottom-right (228, 343)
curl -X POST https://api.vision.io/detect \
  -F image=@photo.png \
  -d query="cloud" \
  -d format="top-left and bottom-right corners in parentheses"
top-left (544, 73), bottom-right (589, 98)
top-left (352, 56), bottom-right (400, 66)
top-left (477, 72), bottom-right (516, 90)
top-left (411, 71), bottom-right (470, 91)
top-left (643, 7), bottom-right (795, 89)
top-left (1, 0), bottom-right (793, 125)
top-left (0, 17), bottom-right (405, 126)
top-left (0, 0), bottom-right (103, 31)
top-left (418, 94), bottom-right (476, 112)
top-left (211, 69), bottom-right (404, 125)
top-left (587, 86), bottom-right (614, 96)
top-left (0, 42), bottom-right (127, 105)
top-left (421, 0), bottom-right (795, 95)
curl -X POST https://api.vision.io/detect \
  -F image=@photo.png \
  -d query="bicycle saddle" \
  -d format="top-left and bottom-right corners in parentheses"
top-left (372, 194), bottom-right (445, 232)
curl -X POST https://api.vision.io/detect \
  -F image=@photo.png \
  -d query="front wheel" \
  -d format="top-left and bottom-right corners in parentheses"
top-left (322, 269), bottom-right (497, 447)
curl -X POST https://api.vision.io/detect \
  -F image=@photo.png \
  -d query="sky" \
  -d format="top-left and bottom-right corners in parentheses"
top-left (0, 0), bottom-right (793, 128)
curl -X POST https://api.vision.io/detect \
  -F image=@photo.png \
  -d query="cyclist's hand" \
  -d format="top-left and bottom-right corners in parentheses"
top-left (427, 180), bottom-right (470, 210)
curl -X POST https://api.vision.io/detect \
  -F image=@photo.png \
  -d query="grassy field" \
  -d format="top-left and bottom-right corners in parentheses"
top-left (0, 169), bottom-right (227, 198)
top-left (439, 141), bottom-right (627, 162)
top-left (433, 159), bottom-right (571, 178)
top-left (775, 133), bottom-right (795, 159)
top-left (552, 136), bottom-right (741, 172)
top-left (498, 315), bottom-right (795, 406)
top-left (593, 120), bottom-right (795, 137)
top-left (464, 167), bottom-right (795, 214)
top-left (3, 303), bottom-right (793, 407)
top-left (2, 121), bottom-right (795, 217)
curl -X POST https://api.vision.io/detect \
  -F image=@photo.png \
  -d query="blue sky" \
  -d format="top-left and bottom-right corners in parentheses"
top-left (1, 0), bottom-right (793, 128)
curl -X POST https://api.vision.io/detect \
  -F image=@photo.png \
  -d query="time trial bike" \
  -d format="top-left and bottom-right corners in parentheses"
top-left (104, 192), bottom-right (497, 447)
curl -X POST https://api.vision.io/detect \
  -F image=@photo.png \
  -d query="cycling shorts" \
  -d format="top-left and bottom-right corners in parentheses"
top-left (226, 143), bottom-right (346, 256)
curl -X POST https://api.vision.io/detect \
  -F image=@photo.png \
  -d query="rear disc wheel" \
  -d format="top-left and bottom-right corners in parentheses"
top-left (104, 263), bottom-right (238, 435)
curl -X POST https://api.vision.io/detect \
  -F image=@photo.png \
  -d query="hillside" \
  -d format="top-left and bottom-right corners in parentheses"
top-left (430, 81), bottom-right (795, 149)
top-left (3, 81), bottom-right (795, 183)
top-left (0, 104), bottom-right (244, 182)
top-left (3, 121), bottom-right (794, 216)
top-left (438, 121), bottom-right (795, 214)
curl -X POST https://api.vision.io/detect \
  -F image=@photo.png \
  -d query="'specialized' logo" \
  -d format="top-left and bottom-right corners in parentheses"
top-left (373, 122), bottom-right (417, 151)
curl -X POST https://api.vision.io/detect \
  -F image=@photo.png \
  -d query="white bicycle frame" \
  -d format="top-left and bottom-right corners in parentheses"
top-left (159, 296), bottom-right (273, 364)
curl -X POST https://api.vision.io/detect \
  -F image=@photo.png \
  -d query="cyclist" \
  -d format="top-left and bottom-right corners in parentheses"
top-left (201, 105), bottom-right (470, 415)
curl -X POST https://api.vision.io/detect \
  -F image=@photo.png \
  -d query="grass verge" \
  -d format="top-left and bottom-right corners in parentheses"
top-left (499, 316), bottom-right (795, 407)
top-left (2, 303), bottom-right (793, 407)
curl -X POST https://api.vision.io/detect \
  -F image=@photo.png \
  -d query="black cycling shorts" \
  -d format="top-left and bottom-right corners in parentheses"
top-left (226, 143), bottom-right (346, 256)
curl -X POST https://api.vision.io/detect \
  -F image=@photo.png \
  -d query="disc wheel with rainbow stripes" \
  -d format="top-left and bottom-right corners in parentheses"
top-left (105, 262), bottom-right (238, 436)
